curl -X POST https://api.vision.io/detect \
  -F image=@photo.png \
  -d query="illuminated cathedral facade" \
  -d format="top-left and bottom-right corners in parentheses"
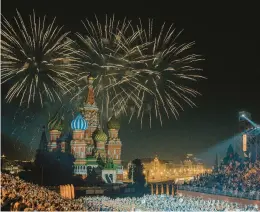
top-left (46, 76), bottom-right (123, 183)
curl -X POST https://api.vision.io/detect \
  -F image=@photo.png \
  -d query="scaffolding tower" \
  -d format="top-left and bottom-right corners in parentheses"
top-left (238, 111), bottom-right (260, 162)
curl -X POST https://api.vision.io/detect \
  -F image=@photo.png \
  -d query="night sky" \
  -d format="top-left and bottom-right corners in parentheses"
top-left (2, 1), bottom-right (259, 163)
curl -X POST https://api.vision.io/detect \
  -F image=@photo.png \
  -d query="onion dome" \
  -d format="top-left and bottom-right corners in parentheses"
top-left (71, 113), bottom-right (88, 130)
top-left (48, 112), bottom-right (64, 131)
top-left (94, 129), bottom-right (108, 142)
top-left (107, 115), bottom-right (120, 130)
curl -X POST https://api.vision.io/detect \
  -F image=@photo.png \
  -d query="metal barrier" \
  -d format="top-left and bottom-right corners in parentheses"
top-left (178, 185), bottom-right (260, 200)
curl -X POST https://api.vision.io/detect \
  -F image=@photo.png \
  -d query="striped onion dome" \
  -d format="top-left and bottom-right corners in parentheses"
top-left (48, 112), bottom-right (63, 131)
top-left (71, 113), bottom-right (88, 130)
top-left (107, 115), bottom-right (120, 130)
top-left (94, 129), bottom-right (108, 142)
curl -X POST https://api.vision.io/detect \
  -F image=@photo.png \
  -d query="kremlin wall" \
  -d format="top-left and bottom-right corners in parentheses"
top-left (46, 76), bottom-right (123, 184)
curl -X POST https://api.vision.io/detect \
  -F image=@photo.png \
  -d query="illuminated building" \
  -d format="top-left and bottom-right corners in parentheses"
top-left (124, 155), bottom-right (210, 183)
top-left (1, 156), bottom-right (28, 174)
top-left (46, 76), bottom-right (123, 183)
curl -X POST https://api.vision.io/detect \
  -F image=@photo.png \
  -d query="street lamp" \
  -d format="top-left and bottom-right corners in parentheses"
top-left (131, 162), bottom-right (136, 184)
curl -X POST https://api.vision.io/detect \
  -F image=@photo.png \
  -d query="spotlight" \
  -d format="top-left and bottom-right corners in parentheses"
top-left (239, 111), bottom-right (251, 122)
top-left (239, 111), bottom-right (259, 129)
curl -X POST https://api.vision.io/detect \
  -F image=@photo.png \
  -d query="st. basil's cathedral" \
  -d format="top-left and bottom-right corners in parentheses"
top-left (46, 76), bottom-right (123, 184)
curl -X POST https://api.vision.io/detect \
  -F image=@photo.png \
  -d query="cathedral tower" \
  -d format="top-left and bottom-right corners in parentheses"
top-left (47, 112), bottom-right (63, 152)
top-left (94, 129), bottom-right (108, 158)
top-left (81, 76), bottom-right (99, 137)
top-left (106, 115), bottom-right (122, 166)
top-left (70, 113), bottom-right (89, 175)
top-left (80, 76), bottom-right (99, 155)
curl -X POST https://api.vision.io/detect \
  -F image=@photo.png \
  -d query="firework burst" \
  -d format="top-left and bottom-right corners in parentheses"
top-left (74, 15), bottom-right (151, 124)
top-left (125, 19), bottom-right (205, 127)
top-left (72, 16), bottom-right (204, 127)
top-left (1, 10), bottom-right (80, 107)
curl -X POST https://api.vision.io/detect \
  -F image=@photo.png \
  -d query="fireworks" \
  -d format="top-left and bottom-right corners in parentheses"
top-left (124, 19), bottom-right (205, 127)
top-left (75, 16), bottom-right (204, 127)
top-left (74, 15), bottom-right (151, 124)
top-left (1, 11), bottom-right (80, 107)
top-left (2, 12), bottom-right (204, 127)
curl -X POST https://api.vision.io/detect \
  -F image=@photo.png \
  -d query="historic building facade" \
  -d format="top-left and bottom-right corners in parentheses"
top-left (46, 76), bottom-right (123, 183)
top-left (124, 155), bottom-right (209, 183)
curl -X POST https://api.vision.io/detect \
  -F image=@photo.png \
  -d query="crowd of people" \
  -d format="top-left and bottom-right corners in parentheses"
top-left (1, 171), bottom-right (259, 211)
top-left (84, 195), bottom-right (259, 211)
top-left (187, 158), bottom-right (260, 199)
top-left (1, 173), bottom-right (85, 211)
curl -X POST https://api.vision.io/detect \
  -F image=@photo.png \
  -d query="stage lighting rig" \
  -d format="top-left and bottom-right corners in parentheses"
top-left (239, 111), bottom-right (259, 129)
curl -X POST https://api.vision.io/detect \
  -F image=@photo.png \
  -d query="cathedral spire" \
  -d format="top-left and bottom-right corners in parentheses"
top-left (85, 76), bottom-right (95, 105)
top-left (38, 126), bottom-right (48, 152)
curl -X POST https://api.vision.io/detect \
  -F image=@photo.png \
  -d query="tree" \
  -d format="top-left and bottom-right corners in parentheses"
top-left (222, 144), bottom-right (242, 165)
top-left (227, 144), bottom-right (234, 157)
top-left (86, 167), bottom-right (100, 185)
top-left (128, 165), bottom-right (133, 180)
top-left (223, 144), bottom-right (234, 165)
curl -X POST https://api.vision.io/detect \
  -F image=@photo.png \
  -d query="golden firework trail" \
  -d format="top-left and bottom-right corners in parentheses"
top-left (74, 15), bottom-right (152, 125)
top-left (74, 16), bottom-right (205, 127)
top-left (127, 19), bottom-right (206, 127)
top-left (1, 10), bottom-right (81, 107)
